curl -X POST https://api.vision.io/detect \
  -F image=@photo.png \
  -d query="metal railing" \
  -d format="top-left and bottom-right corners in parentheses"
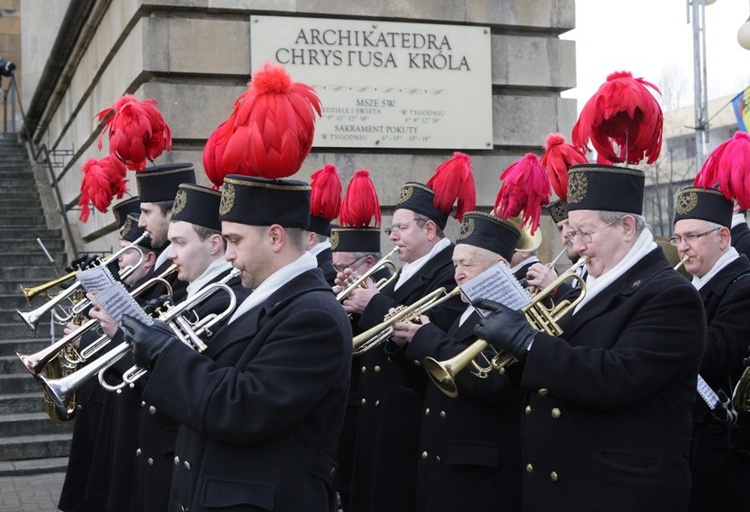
top-left (4, 72), bottom-right (80, 259)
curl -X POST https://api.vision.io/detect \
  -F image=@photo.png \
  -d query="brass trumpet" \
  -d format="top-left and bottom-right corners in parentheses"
top-left (16, 264), bottom-right (176, 378)
top-left (336, 247), bottom-right (399, 302)
top-left (40, 270), bottom-right (238, 410)
top-left (424, 258), bottom-right (588, 397)
top-left (352, 286), bottom-right (462, 356)
top-left (17, 232), bottom-right (149, 332)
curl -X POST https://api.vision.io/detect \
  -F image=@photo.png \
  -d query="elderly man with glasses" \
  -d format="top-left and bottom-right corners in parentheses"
top-left (474, 164), bottom-right (706, 512)
top-left (341, 157), bottom-right (469, 512)
top-left (670, 187), bottom-right (750, 512)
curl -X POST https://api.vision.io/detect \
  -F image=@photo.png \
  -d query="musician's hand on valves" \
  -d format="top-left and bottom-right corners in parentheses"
top-left (121, 315), bottom-right (177, 371)
top-left (391, 316), bottom-right (430, 346)
top-left (87, 293), bottom-right (119, 337)
top-left (473, 299), bottom-right (536, 361)
top-left (526, 263), bottom-right (557, 290)
top-left (342, 280), bottom-right (378, 315)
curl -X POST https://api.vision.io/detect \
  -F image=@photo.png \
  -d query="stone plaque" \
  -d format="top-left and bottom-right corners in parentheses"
top-left (251, 16), bottom-right (492, 150)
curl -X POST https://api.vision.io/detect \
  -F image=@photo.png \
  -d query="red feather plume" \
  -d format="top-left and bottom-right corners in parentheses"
top-left (540, 133), bottom-right (588, 201)
top-left (695, 131), bottom-right (750, 209)
top-left (78, 156), bottom-right (128, 222)
top-left (310, 164), bottom-right (342, 221)
top-left (220, 62), bottom-right (322, 179)
top-left (339, 169), bottom-right (382, 228)
top-left (572, 71), bottom-right (663, 165)
top-left (203, 121), bottom-right (253, 190)
top-left (97, 95), bottom-right (172, 171)
top-left (494, 153), bottom-right (551, 234)
top-left (426, 152), bottom-right (476, 222)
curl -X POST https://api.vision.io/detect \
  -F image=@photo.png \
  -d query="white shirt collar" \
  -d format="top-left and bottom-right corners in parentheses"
top-left (691, 247), bottom-right (740, 290)
top-left (185, 258), bottom-right (233, 300)
top-left (395, 237), bottom-right (451, 290)
top-left (228, 252), bottom-right (317, 323)
top-left (308, 240), bottom-right (330, 257)
top-left (732, 212), bottom-right (747, 229)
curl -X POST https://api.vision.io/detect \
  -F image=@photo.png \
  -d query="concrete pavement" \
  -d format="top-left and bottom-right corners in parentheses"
top-left (0, 471), bottom-right (64, 512)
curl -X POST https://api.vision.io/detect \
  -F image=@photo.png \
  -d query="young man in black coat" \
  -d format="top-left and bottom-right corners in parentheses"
top-left (129, 183), bottom-right (248, 512)
top-left (387, 211), bottom-right (525, 512)
top-left (475, 164), bottom-right (706, 512)
top-left (340, 170), bottom-right (468, 512)
top-left (671, 187), bottom-right (750, 512)
top-left (121, 175), bottom-right (352, 512)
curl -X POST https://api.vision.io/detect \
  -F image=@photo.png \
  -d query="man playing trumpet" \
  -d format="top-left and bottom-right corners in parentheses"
top-left (387, 211), bottom-right (524, 512)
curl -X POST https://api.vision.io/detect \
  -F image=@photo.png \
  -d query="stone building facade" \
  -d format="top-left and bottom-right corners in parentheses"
top-left (21, 0), bottom-right (577, 260)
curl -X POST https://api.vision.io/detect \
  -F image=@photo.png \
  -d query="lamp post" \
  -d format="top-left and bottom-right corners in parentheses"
top-left (739, 1), bottom-right (750, 50)
top-left (688, 0), bottom-right (711, 172)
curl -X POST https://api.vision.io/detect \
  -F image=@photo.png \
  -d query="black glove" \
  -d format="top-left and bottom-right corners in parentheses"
top-left (121, 315), bottom-right (177, 371)
top-left (473, 299), bottom-right (536, 361)
top-left (66, 254), bottom-right (99, 273)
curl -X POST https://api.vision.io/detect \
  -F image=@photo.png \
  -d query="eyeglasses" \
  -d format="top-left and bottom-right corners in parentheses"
top-left (566, 219), bottom-right (620, 245)
top-left (668, 227), bottom-right (720, 246)
top-left (333, 255), bottom-right (367, 272)
top-left (385, 219), bottom-right (418, 236)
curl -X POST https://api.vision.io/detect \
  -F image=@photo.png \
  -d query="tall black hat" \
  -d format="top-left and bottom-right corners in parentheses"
top-left (567, 164), bottom-right (645, 215)
top-left (171, 184), bottom-right (222, 232)
top-left (219, 175), bottom-right (310, 229)
top-left (120, 213), bottom-right (153, 250)
top-left (136, 163), bottom-right (196, 203)
top-left (673, 187), bottom-right (733, 228)
top-left (455, 211), bottom-right (521, 263)
top-left (547, 199), bottom-right (569, 224)
top-left (331, 169), bottom-right (382, 253)
top-left (112, 196), bottom-right (140, 228)
top-left (395, 153), bottom-right (476, 231)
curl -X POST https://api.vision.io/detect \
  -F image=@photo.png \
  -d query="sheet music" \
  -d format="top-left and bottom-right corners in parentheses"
top-left (77, 265), bottom-right (117, 294)
top-left (93, 281), bottom-right (154, 328)
top-left (461, 262), bottom-right (532, 316)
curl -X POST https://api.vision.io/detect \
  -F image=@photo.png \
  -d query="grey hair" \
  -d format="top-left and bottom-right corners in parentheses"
top-left (598, 211), bottom-right (648, 235)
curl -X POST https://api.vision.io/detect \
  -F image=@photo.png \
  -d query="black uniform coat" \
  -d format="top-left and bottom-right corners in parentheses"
top-left (316, 247), bottom-right (337, 287)
top-left (731, 222), bottom-right (750, 260)
top-left (395, 310), bottom-right (523, 512)
top-left (131, 270), bottom-right (250, 512)
top-left (334, 265), bottom-right (392, 510)
top-left (348, 244), bottom-right (463, 512)
top-left (513, 248), bottom-right (705, 512)
top-left (141, 268), bottom-right (352, 512)
top-left (84, 256), bottom-right (187, 512)
top-left (688, 255), bottom-right (750, 512)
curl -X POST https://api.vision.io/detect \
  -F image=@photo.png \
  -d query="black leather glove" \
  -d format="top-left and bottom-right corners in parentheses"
top-left (473, 299), bottom-right (536, 361)
top-left (121, 315), bottom-right (177, 371)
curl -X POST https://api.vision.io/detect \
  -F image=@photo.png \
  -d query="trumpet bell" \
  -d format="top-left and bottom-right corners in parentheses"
top-left (423, 357), bottom-right (460, 398)
top-left (507, 216), bottom-right (542, 253)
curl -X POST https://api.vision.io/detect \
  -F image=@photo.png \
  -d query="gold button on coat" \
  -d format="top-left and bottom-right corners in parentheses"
top-left (538, 388), bottom-right (548, 396)
top-left (550, 471), bottom-right (559, 482)
top-left (526, 463), bottom-right (533, 473)
top-left (551, 408), bottom-right (561, 419)
top-left (421, 451), bottom-right (428, 459)
top-left (525, 405), bottom-right (532, 414)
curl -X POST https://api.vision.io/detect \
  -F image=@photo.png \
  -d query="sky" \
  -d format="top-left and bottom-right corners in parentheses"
top-left (561, 0), bottom-right (750, 112)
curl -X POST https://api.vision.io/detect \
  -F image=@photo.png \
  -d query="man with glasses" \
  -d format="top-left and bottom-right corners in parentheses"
top-left (342, 157), bottom-right (470, 512)
top-left (671, 187), bottom-right (750, 512)
top-left (474, 164), bottom-right (706, 512)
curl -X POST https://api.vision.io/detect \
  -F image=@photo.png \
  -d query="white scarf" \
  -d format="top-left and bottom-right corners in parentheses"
top-left (308, 240), bottom-right (330, 257)
top-left (691, 247), bottom-right (739, 290)
top-left (227, 252), bottom-right (317, 324)
top-left (185, 258), bottom-right (233, 300)
top-left (574, 229), bottom-right (657, 314)
top-left (510, 255), bottom-right (540, 275)
top-left (394, 237), bottom-right (451, 291)
top-left (458, 304), bottom-right (475, 327)
top-left (732, 212), bottom-right (747, 229)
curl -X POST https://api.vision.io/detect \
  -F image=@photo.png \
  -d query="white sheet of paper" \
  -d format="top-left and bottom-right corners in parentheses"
top-left (93, 281), bottom-right (154, 328)
top-left (460, 262), bottom-right (531, 316)
top-left (76, 264), bottom-right (116, 295)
